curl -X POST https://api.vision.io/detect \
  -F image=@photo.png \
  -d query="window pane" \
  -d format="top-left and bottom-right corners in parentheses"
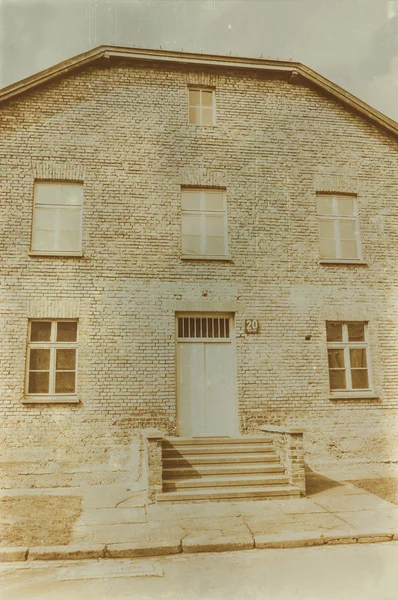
top-left (35, 183), bottom-right (60, 205)
top-left (206, 236), bottom-right (225, 255)
top-left (32, 229), bottom-right (55, 251)
top-left (34, 207), bottom-right (57, 230)
top-left (317, 196), bottom-right (334, 215)
top-left (339, 220), bottom-right (356, 240)
top-left (337, 197), bottom-right (355, 216)
top-left (182, 192), bottom-right (202, 211)
top-left (30, 321), bottom-right (51, 342)
top-left (182, 235), bottom-right (201, 255)
top-left (319, 238), bottom-right (337, 258)
top-left (59, 230), bottom-right (81, 252)
top-left (347, 323), bottom-right (365, 342)
top-left (326, 322), bottom-right (343, 342)
top-left (205, 192), bottom-right (224, 212)
top-left (189, 89), bottom-right (200, 105)
top-left (29, 348), bottom-right (50, 370)
top-left (57, 321), bottom-right (77, 342)
top-left (201, 91), bottom-right (213, 106)
top-left (201, 108), bottom-right (213, 125)
top-left (59, 207), bottom-right (81, 230)
top-left (28, 371), bottom-right (50, 394)
top-left (56, 349), bottom-right (76, 370)
top-left (350, 348), bottom-right (367, 368)
top-left (328, 349), bottom-right (345, 368)
top-left (182, 214), bottom-right (201, 235)
top-left (205, 215), bottom-right (224, 236)
top-left (329, 370), bottom-right (346, 390)
top-left (189, 107), bottom-right (198, 124)
top-left (351, 370), bottom-right (369, 389)
top-left (318, 220), bottom-right (335, 239)
top-left (60, 184), bottom-right (82, 206)
top-left (340, 240), bottom-right (358, 259)
top-left (55, 371), bottom-right (76, 394)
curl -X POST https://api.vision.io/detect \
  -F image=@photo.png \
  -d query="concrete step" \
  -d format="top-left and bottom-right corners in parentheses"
top-left (163, 444), bottom-right (274, 456)
top-left (162, 463), bottom-right (285, 478)
top-left (165, 437), bottom-right (272, 445)
top-left (163, 453), bottom-right (280, 467)
top-left (163, 474), bottom-right (289, 491)
top-left (157, 485), bottom-right (301, 503)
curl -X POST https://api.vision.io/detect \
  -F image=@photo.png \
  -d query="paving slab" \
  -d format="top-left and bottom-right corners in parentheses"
top-left (72, 523), bottom-right (150, 545)
top-left (82, 485), bottom-right (139, 509)
top-left (76, 508), bottom-right (147, 526)
top-left (273, 498), bottom-right (326, 514)
top-left (147, 502), bottom-right (241, 520)
top-left (314, 492), bottom-right (395, 512)
top-left (177, 516), bottom-right (245, 531)
top-left (290, 512), bottom-right (354, 531)
top-left (182, 534), bottom-right (254, 553)
top-left (334, 509), bottom-right (398, 530)
top-left (244, 515), bottom-right (299, 536)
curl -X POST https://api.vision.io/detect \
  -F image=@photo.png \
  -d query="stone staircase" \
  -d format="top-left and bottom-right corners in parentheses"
top-left (157, 436), bottom-right (301, 503)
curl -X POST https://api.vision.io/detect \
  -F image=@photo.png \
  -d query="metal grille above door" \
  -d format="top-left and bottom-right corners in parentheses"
top-left (177, 316), bottom-right (230, 341)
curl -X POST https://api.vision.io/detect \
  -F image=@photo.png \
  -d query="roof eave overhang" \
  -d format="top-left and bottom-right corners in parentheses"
top-left (1, 44), bottom-right (398, 139)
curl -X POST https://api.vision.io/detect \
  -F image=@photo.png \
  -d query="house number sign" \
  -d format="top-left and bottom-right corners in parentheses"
top-left (245, 319), bottom-right (260, 334)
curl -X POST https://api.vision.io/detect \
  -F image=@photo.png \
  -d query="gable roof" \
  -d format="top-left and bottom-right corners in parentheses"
top-left (1, 44), bottom-right (398, 139)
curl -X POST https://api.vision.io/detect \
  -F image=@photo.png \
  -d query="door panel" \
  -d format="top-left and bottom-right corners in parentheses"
top-left (177, 342), bottom-right (206, 436)
top-left (204, 343), bottom-right (236, 436)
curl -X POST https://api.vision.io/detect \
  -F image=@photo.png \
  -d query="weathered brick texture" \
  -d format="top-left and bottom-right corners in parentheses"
top-left (1, 55), bottom-right (398, 488)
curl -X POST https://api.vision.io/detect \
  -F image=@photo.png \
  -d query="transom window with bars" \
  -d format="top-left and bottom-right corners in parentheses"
top-left (326, 322), bottom-right (372, 393)
top-left (317, 194), bottom-right (361, 260)
top-left (26, 320), bottom-right (78, 397)
top-left (181, 189), bottom-right (228, 257)
top-left (177, 316), bottom-right (230, 341)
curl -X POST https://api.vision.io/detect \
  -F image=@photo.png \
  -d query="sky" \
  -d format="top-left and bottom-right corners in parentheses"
top-left (1, 0), bottom-right (398, 121)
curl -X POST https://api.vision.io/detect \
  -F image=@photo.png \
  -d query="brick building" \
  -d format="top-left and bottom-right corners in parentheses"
top-left (1, 46), bottom-right (398, 498)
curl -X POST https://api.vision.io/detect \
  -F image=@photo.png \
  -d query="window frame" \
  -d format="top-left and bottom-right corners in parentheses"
top-left (316, 193), bottom-right (362, 263)
top-left (30, 181), bottom-right (83, 257)
top-left (181, 188), bottom-right (229, 259)
top-left (188, 87), bottom-right (216, 126)
top-left (326, 322), bottom-right (374, 397)
top-left (24, 319), bottom-right (79, 403)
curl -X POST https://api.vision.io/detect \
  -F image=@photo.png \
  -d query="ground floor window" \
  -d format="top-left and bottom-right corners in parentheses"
top-left (326, 322), bottom-right (371, 392)
top-left (26, 320), bottom-right (78, 397)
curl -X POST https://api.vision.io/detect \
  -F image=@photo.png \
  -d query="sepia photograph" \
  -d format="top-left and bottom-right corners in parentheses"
top-left (0, 0), bottom-right (398, 598)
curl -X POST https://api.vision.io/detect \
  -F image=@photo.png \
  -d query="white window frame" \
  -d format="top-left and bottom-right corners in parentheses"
top-left (188, 88), bottom-right (216, 126)
top-left (24, 320), bottom-right (79, 403)
top-left (317, 193), bottom-right (362, 262)
top-left (327, 322), bottom-right (373, 396)
top-left (31, 181), bottom-right (83, 256)
top-left (181, 188), bottom-right (229, 259)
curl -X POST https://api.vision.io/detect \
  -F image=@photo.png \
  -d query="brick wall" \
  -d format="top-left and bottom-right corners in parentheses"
top-left (2, 58), bottom-right (398, 487)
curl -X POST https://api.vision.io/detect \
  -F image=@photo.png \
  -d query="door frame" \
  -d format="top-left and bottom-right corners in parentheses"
top-left (175, 312), bottom-right (238, 437)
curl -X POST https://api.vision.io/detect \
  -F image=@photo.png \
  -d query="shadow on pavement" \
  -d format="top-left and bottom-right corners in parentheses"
top-left (305, 468), bottom-right (343, 497)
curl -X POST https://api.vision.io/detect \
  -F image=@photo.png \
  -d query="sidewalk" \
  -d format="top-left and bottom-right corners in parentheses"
top-left (1, 464), bottom-right (397, 561)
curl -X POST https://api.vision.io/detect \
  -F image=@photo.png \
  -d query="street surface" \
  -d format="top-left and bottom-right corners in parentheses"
top-left (1, 543), bottom-right (398, 600)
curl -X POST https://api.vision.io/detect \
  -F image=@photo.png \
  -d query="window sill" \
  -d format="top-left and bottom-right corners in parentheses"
top-left (319, 259), bottom-right (367, 266)
top-left (28, 252), bottom-right (84, 258)
top-left (330, 392), bottom-right (379, 401)
top-left (22, 396), bottom-right (80, 404)
top-left (181, 255), bottom-right (233, 262)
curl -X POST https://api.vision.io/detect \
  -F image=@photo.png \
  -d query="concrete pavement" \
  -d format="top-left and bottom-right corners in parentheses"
top-left (1, 463), bottom-right (397, 560)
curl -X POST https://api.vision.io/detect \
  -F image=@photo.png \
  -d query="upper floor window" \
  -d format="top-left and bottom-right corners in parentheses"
top-left (31, 182), bottom-right (83, 255)
top-left (326, 322), bottom-right (372, 393)
top-left (26, 320), bottom-right (78, 399)
top-left (181, 189), bottom-right (228, 258)
top-left (188, 88), bottom-right (215, 125)
top-left (316, 194), bottom-right (361, 261)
